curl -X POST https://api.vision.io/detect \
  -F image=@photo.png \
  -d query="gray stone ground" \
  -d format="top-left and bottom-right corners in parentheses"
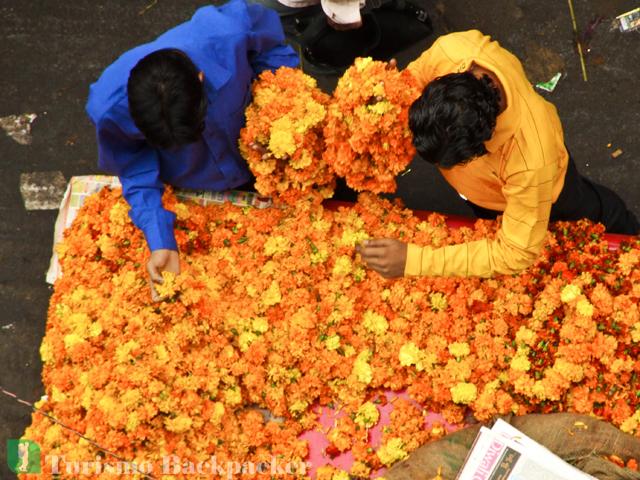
top-left (0, 0), bottom-right (638, 477)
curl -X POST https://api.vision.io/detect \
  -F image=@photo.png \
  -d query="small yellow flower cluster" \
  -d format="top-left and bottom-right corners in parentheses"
top-left (377, 437), bottom-right (408, 466)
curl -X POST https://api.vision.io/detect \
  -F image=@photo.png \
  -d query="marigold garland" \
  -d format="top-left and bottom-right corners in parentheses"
top-left (239, 67), bottom-right (335, 205)
top-left (21, 188), bottom-right (640, 479)
top-left (323, 58), bottom-right (421, 193)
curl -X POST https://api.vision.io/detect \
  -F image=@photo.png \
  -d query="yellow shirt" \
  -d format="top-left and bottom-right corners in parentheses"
top-left (404, 30), bottom-right (569, 277)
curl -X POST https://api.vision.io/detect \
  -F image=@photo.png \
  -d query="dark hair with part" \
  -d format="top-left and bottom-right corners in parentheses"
top-left (127, 48), bottom-right (207, 149)
top-left (408, 72), bottom-right (501, 168)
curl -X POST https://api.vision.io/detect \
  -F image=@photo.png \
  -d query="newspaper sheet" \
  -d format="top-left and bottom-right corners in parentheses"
top-left (456, 420), bottom-right (596, 480)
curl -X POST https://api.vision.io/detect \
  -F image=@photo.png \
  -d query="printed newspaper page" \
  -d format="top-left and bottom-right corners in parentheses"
top-left (456, 420), bottom-right (596, 480)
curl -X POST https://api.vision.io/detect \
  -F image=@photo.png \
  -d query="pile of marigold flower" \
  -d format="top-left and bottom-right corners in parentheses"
top-left (239, 68), bottom-right (334, 205)
top-left (21, 188), bottom-right (640, 479)
top-left (240, 60), bottom-right (421, 203)
top-left (323, 58), bottom-right (420, 193)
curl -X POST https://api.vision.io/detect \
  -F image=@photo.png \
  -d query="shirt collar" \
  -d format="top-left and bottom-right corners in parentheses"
top-left (463, 58), bottom-right (520, 154)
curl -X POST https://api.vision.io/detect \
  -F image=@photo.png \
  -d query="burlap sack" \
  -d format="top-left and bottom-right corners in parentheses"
top-left (385, 413), bottom-right (640, 480)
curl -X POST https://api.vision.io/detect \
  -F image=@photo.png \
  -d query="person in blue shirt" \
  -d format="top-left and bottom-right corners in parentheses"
top-left (86, 0), bottom-right (299, 298)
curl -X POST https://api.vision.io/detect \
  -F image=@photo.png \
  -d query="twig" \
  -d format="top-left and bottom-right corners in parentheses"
top-left (139, 0), bottom-right (158, 16)
top-left (567, 0), bottom-right (588, 81)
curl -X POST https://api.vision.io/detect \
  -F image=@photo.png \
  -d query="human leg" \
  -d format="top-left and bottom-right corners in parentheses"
top-left (551, 154), bottom-right (639, 235)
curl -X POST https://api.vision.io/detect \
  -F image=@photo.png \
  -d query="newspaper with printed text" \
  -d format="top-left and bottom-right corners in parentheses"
top-left (456, 419), bottom-right (596, 480)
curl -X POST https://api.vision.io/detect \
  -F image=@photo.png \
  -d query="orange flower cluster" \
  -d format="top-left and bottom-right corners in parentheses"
top-left (22, 189), bottom-right (640, 479)
top-left (323, 58), bottom-right (421, 193)
top-left (239, 67), bottom-right (334, 205)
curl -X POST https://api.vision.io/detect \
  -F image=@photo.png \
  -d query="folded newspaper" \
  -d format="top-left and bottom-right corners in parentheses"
top-left (456, 419), bottom-right (597, 480)
top-left (46, 175), bottom-right (272, 284)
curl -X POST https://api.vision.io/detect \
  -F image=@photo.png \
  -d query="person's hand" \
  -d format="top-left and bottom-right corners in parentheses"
top-left (147, 249), bottom-right (180, 301)
top-left (356, 238), bottom-right (407, 278)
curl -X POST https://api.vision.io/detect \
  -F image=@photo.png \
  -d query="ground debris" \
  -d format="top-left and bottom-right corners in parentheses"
top-left (0, 113), bottom-right (37, 145)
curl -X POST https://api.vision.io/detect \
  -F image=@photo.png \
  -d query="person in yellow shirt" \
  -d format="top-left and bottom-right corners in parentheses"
top-left (358, 30), bottom-right (639, 278)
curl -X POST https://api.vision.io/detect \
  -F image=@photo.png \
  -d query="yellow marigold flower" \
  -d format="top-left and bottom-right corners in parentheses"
top-left (576, 299), bottom-right (594, 317)
top-left (340, 228), bottom-right (369, 248)
top-left (350, 461), bottom-right (371, 478)
top-left (80, 387), bottom-right (93, 410)
top-left (399, 342), bottom-right (421, 367)
top-left (224, 387), bottom-right (242, 406)
top-left (211, 402), bottom-right (225, 425)
top-left (155, 271), bottom-right (178, 298)
top-left (109, 201), bottom-right (130, 227)
top-left (325, 334), bottom-right (341, 350)
top-left (416, 351), bottom-right (437, 372)
top-left (610, 357), bottom-right (634, 374)
top-left (263, 236), bottom-right (290, 256)
top-left (165, 415), bottom-right (193, 433)
top-left (173, 202), bottom-right (190, 221)
top-left (552, 359), bottom-right (584, 382)
top-left (97, 395), bottom-right (117, 415)
top-left (289, 400), bottom-right (309, 415)
top-left (316, 466), bottom-right (336, 480)
top-left (353, 265), bottom-right (366, 282)
top-left (381, 289), bottom-right (391, 301)
top-left (310, 248), bottom-right (329, 264)
top-left (619, 251), bottom-right (639, 276)
top-left (450, 382), bottom-right (478, 404)
top-left (515, 326), bottom-right (536, 346)
top-left (63, 333), bottom-right (84, 350)
top-left (295, 101), bottom-right (326, 133)
top-left (429, 292), bottom-right (448, 311)
top-left (262, 280), bottom-right (281, 307)
top-left (115, 339), bottom-right (140, 364)
top-left (121, 390), bottom-right (142, 409)
top-left (343, 345), bottom-right (356, 357)
top-left (51, 386), bottom-right (67, 403)
top-left (630, 323), bottom-right (640, 343)
top-left (312, 217), bottom-right (332, 232)
top-left (353, 350), bottom-right (373, 384)
top-left (510, 352), bottom-right (531, 372)
top-left (40, 340), bottom-right (54, 365)
top-left (354, 401), bottom-right (380, 428)
top-left (560, 284), bottom-right (581, 303)
top-left (355, 56), bottom-right (373, 72)
top-left (268, 116), bottom-right (297, 158)
top-left (448, 342), bottom-right (470, 358)
top-left (620, 410), bottom-right (640, 434)
top-left (365, 101), bottom-right (394, 115)
top-left (290, 150), bottom-right (313, 169)
top-left (252, 317), bottom-right (269, 333)
top-left (126, 412), bottom-right (140, 432)
top-left (88, 321), bottom-right (102, 337)
top-left (377, 437), bottom-right (408, 466)
top-left (332, 255), bottom-right (353, 277)
top-left (253, 157), bottom-right (277, 175)
top-left (362, 310), bottom-right (388, 335)
top-left (332, 470), bottom-right (350, 480)
top-left (238, 331), bottom-right (258, 352)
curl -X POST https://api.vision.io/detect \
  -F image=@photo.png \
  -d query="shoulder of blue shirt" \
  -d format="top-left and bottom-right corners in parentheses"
top-left (85, 0), bottom-right (262, 125)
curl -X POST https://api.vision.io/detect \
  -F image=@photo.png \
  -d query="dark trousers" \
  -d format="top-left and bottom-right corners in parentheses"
top-left (467, 155), bottom-right (639, 235)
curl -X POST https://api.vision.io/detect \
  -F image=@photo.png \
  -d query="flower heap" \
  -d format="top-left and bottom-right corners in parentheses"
top-left (239, 67), bottom-right (334, 205)
top-left (21, 188), bottom-right (640, 479)
top-left (323, 58), bottom-right (421, 193)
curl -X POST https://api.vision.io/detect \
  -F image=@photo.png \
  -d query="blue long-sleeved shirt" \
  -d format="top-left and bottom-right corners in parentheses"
top-left (86, 0), bottom-right (299, 251)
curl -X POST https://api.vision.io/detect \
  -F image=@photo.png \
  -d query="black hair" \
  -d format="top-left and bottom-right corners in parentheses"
top-left (408, 72), bottom-right (501, 168)
top-left (127, 48), bottom-right (207, 149)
